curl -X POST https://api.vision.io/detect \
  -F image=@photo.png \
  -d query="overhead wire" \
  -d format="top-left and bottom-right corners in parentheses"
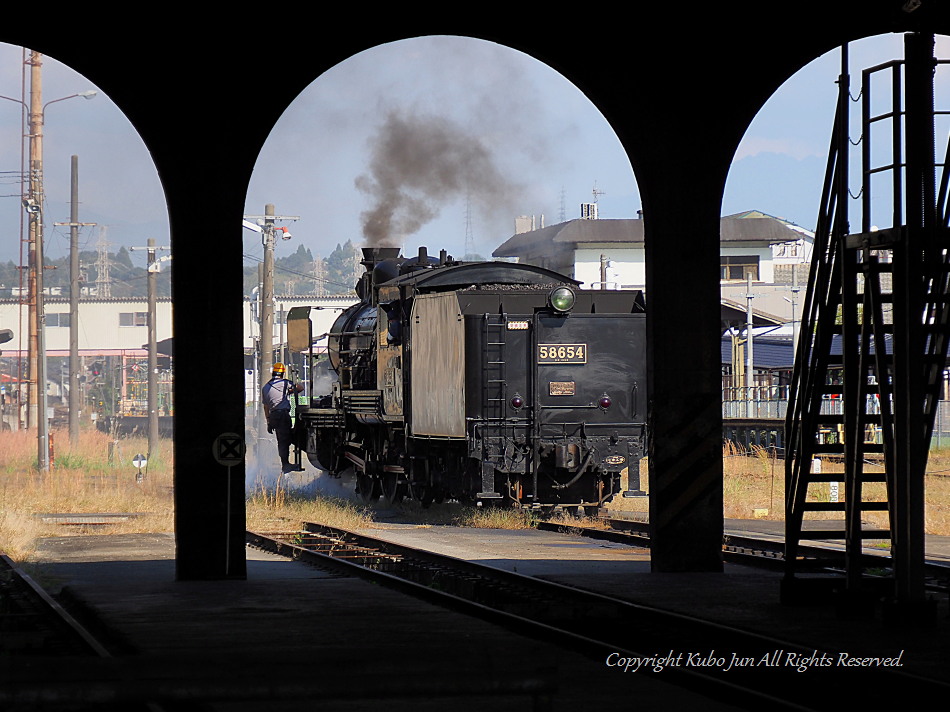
top-left (241, 252), bottom-right (354, 291)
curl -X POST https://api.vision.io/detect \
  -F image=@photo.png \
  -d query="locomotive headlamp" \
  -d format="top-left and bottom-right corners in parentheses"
top-left (549, 286), bottom-right (576, 313)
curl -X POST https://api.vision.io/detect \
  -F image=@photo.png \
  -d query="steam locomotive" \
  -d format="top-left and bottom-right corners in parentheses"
top-left (287, 246), bottom-right (647, 510)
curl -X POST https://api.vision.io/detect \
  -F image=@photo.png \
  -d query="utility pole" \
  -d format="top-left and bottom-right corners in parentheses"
top-left (9, 53), bottom-right (96, 463)
top-left (242, 204), bottom-right (298, 402)
top-left (130, 239), bottom-right (169, 466)
top-left (262, 205), bottom-right (275, 382)
top-left (745, 273), bottom-right (755, 419)
top-left (25, 51), bottom-right (49, 471)
top-left (26, 51), bottom-right (42, 435)
top-left (256, 263), bottom-right (264, 418)
top-left (784, 264), bottom-right (801, 361)
top-left (68, 156), bottom-right (80, 445)
top-left (279, 304), bottom-right (286, 366)
top-left (53, 156), bottom-right (96, 446)
top-left (146, 238), bottom-right (159, 460)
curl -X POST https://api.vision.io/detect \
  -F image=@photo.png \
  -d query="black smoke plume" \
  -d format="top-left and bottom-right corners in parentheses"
top-left (356, 109), bottom-right (522, 246)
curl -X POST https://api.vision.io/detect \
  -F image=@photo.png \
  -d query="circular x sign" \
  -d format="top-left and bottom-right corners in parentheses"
top-left (213, 432), bottom-right (245, 466)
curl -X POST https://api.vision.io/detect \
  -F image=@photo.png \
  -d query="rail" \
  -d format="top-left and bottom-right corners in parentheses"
top-left (247, 523), bottom-right (950, 711)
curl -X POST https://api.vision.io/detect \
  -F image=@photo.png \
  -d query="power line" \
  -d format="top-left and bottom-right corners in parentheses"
top-left (241, 252), bottom-right (353, 290)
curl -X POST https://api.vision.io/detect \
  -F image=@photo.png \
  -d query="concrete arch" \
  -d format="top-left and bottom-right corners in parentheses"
top-left (2, 4), bottom-right (950, 577)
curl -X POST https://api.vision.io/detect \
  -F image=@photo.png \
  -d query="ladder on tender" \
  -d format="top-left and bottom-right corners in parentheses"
top-left (477, 313), bottom-right (510, 498)
top-left (783, 34), bottom-right (950, 613)
top-left (483, 313), bottom-right (508, 422)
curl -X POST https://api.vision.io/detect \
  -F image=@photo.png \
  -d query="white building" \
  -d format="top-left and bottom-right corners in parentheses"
top-left (494, 210), bottom-right (814, 292)
top-left (0, 298), bottom-right (174, 358)
top-left (0, 294), bottom-right (357, 358)
top-left (0, 294), bottom-right (357, 421)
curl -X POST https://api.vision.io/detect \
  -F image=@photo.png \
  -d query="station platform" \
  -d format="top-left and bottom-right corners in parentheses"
top-left (4, 523), bottom-right (950, 711)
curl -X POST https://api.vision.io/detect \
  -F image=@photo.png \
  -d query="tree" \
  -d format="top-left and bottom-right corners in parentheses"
top-left (323, 240), bottom-right (362, 295)
top-left (115, 246), bottom-right (133, 269)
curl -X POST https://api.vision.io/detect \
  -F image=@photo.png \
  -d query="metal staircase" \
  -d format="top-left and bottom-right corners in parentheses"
top-left (783, 34), bottom-right (950, 614)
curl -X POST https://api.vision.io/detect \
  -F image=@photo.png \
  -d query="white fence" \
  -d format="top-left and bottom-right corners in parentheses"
top-left (722, 389), bottom-right (950, 450)
top-left (722, 386), bottom-right (788, 420)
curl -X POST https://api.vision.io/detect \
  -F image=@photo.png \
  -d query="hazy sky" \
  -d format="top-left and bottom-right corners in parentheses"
top-left (0, 44), bottom-right (167, 268)
top-left (2, 34), bottom-right (949, 277)
top-left (724, 33), bottom-right (950, 231)
top-left (242, 36), bottom-right (641, 267)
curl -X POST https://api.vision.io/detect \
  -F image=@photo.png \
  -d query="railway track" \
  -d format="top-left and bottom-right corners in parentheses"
top-left (247, 522), bottom-right (950, 712)
top-left (0, 552), bottom-right (110, 659)
top-left (536, 517), bottom-right (950, 592)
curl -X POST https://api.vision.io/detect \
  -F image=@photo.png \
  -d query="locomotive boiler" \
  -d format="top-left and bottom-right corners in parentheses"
top-left (287, 246), bottom-right (647, 510)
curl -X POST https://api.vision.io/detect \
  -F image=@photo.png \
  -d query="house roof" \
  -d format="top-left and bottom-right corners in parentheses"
top-left (720, 299), bottom-right (785, 331)
top-left (493, 212), bottom-right (810, 258)
top-left (721, 335), bottom-right (795, 370)
top-left (720, 333), bottom-right (922, 371)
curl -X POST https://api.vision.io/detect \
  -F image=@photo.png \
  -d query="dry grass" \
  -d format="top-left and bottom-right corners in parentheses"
top-left (0, 428), bottom-right (175, 561)
top-left (721, 442), bottom-right (950, 535)
top-left (6, 426), bottom-right (950, 565)
top-left (722, 442), bottom-right (784, 520)
top-left (245, 473), bottom-right (374, 533)
top-left (452, 505), bottom-right (541, 529)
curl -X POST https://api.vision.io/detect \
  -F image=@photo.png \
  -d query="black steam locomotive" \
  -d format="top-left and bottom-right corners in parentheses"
top-left (288, 246), bottom-right (647, 510)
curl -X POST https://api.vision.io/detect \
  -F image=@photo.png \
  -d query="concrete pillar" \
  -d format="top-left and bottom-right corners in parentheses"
top-left (645, 207), bottom-right (724, 572)
top-left (170, 194), bottom-right (247, 581)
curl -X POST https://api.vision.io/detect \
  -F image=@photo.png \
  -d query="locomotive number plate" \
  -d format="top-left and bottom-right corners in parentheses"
top-left (549, 381), bottom-right (575, 396)
top-left (538, 343), bottom-right (587, 364)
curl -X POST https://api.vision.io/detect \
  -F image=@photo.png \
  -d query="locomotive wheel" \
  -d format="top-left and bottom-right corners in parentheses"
top-left (409, 479), bottom-right (434, 508)
top-left (409, 475), bottom-right (444, 508)
top-left (357, 469), bottom-right (380, 504)
top-left (306, 446), bottom-right (336, 474)
top-left (411, 461), bottom-right (448, 508)
top-left (381, 470), bottom-right (404, 506)
top-left (381, 445), bottom-right (406, 506)
top-left (307, 434), bottom-right (341, 476)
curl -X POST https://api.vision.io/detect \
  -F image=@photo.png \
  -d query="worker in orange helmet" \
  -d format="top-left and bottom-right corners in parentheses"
top-left (262, 362), bottom-right (304, 473)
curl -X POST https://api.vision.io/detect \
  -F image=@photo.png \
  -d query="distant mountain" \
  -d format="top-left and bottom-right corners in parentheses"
top-left (0, 249), bottom-right (171, 299)
top-left (243, 240), bottom-right (362, 297)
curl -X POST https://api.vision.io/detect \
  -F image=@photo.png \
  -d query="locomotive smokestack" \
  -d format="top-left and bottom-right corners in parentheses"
top-left (356, 246), bottom-right (402, 302)
top-left (361, 246), bottom-right (402, 270)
